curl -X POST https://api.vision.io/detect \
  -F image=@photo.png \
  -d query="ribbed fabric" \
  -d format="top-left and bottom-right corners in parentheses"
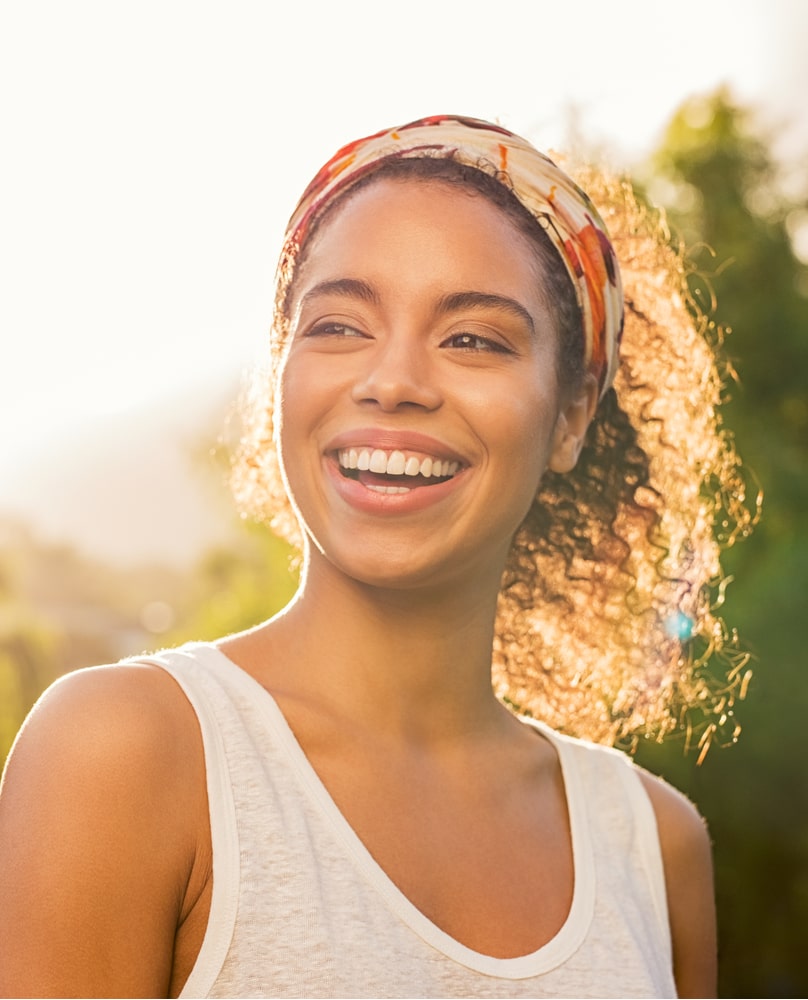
top-left (139, 643), bottom-right (676, 999)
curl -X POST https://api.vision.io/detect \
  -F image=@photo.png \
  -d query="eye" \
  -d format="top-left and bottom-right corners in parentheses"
top-left (441, 331), bottom-right (513, 353)
top-left (306, 321), bottom-right (368, 339)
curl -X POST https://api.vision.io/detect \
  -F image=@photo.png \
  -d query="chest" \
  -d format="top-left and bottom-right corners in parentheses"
top-left (174, 731), bottom-right (674, 999)
top-left (287, 732), bottom-right (575, 959)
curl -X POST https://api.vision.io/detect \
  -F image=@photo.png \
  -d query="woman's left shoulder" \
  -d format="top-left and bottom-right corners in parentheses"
top-left (635, 766), bottom-right (710, 854)
top-left (635, 766), bottom-right (718, 998)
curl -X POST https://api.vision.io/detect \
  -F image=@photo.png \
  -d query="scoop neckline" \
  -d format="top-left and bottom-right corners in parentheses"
top-left (189, 640), bottom-right (596, 980)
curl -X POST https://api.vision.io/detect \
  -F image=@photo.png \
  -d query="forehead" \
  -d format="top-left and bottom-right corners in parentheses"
top-left (291, 177), bottom-right (546, 306)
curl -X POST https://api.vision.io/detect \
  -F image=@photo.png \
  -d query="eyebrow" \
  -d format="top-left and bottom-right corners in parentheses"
top-left (298, 278), bottom-right (380, 309)
top-left (297, 281), bottom-right (535, 334)
top-left (436, 291), bottom-right (535, 334)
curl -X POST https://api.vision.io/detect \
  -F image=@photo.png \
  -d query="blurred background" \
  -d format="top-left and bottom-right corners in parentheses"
top-left (1, 1), bottom-right (806, 994)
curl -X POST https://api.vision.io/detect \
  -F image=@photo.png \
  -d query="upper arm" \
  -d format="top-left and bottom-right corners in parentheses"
top-left (0, 662), bottom-right (207, 999)
top-left (639, 769), bottom-right (718, 999)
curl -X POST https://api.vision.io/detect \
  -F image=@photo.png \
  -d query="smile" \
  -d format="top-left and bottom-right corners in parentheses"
top-left (336, 448), bottom-right (462, 494)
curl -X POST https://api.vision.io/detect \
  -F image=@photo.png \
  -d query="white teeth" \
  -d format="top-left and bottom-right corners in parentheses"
top-left (337, 447), bottom-right (461, 479)
top-left (386, 450), bottom-right (406, 475)
top-left (366, 484), bottom-right (411, 494)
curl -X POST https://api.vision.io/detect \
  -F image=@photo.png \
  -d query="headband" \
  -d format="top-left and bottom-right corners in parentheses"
top-left (283, 115), bottom-right (624, 398)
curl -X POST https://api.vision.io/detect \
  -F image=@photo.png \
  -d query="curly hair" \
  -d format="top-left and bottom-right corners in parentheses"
top-left (231, 155), bottom-right (758, 753)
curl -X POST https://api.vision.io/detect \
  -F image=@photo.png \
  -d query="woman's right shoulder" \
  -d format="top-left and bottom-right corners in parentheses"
top-left (0, 654), bottom-right (208, 867)
top-left (0, 656), bottom-right (209, 997)
top-left (6, 655), bottom-right (201, 780)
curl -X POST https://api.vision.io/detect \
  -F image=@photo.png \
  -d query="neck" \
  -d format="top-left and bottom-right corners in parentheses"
top-left (264, 550), bottom-right (509, 742)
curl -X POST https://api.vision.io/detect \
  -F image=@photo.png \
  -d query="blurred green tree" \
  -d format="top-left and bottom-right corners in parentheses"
top-left (0, 521), bottom-right (198, 767)
top-left (634, 88), bottom-right (808, 998)
top-left (167, 521), bottom-right (299, 644)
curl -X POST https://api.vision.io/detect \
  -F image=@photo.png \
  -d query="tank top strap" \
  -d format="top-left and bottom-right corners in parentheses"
top-left (130, 643), bottom-right (243, 998)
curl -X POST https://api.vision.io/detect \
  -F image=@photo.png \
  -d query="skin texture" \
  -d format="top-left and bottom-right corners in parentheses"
top-left (0, 178), bottom-right (717, 998)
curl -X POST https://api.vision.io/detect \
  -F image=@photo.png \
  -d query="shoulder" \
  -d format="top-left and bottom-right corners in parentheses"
top-left (7, 657), bottom-right (202, 786)
top-left (548, 727), bottom-right (706, 850)
top-left (636, 767), bottom-right (718, 998)
top-left (540, 727), bottom-right (717, 996)
top-left (0, 653), bottom-right (208, 875)
top-left (0, 656), bottom-right (209, 997)
top-left (635, 767), bottom-right (712, 874)
top-left (1, 656), bottom-right (208, 874)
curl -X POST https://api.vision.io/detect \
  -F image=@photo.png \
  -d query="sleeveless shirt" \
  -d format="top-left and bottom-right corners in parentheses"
top-left (137, 642), bottom-right (677, 998)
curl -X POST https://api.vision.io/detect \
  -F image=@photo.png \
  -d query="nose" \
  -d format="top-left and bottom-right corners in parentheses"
top-left (351, 334), bottom-right (442, 412)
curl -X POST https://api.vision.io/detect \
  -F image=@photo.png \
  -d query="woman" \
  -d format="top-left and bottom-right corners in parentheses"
top-left (0, 116), bottom-right (752, 997)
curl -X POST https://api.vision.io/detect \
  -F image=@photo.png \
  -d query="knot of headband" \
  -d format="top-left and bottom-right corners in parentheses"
top-left (284, 115), bottom-right (624, 398)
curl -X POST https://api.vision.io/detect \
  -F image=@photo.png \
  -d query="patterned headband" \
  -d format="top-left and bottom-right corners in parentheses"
top-left (283, 115), bottom-right (624, 398)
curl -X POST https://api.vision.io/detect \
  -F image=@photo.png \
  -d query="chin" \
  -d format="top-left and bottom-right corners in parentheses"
top-left (303, 530), bottom-right (510, 598)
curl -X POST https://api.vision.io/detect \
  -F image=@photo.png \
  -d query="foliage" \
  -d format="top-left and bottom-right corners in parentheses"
top-left (165, 520), bottom-right (299, 645)
top-left (647, 88), bottom-right (808, 500)
top-left (0, 520), bottom-right (198, 766)
top-left (633, 88), bottom-right (808, 998)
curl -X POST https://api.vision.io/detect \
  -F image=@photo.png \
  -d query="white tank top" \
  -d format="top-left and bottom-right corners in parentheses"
top-left (139, 643), bottom-right (676, 998)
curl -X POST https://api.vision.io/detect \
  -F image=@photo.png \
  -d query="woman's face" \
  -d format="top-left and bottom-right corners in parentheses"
top-left (277, 178), bottom-right (593, 591)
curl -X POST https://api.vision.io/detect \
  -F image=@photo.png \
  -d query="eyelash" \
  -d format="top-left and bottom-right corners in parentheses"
top-left (306, 321), bottom-right (367, 339)
top-left (304, 322), bottom-right (513, 354)
top-left (441, 332), bottom-right (513, 354)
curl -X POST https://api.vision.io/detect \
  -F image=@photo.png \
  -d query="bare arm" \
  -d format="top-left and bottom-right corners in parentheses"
top-left (639, 770), bottom-right (718, 999)
top-left (0, 663), bottom-right (208, 999)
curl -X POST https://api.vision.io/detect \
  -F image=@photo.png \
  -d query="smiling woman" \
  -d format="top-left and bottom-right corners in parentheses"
top-left (0, 116), bottom-right (754, 999)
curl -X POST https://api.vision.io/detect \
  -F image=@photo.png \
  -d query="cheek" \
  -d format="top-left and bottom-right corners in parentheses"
top-left (488, 373), bottom-right (559, 451)
top-left (274, 349), bottom-right (347, 514)
top-left (274, 357), bottom-right (315, 496)
top-left (493, 389), bottom-right (561, 504)
top-left (276, 349), bottom-right (319, 439)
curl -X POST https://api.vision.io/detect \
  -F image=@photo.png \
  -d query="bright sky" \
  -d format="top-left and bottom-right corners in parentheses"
top-left (1, 0), bottom-right (806, 477)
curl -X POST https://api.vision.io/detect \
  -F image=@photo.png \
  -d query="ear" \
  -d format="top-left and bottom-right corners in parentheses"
top-left (548, 374), bottom-right (599, 474)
